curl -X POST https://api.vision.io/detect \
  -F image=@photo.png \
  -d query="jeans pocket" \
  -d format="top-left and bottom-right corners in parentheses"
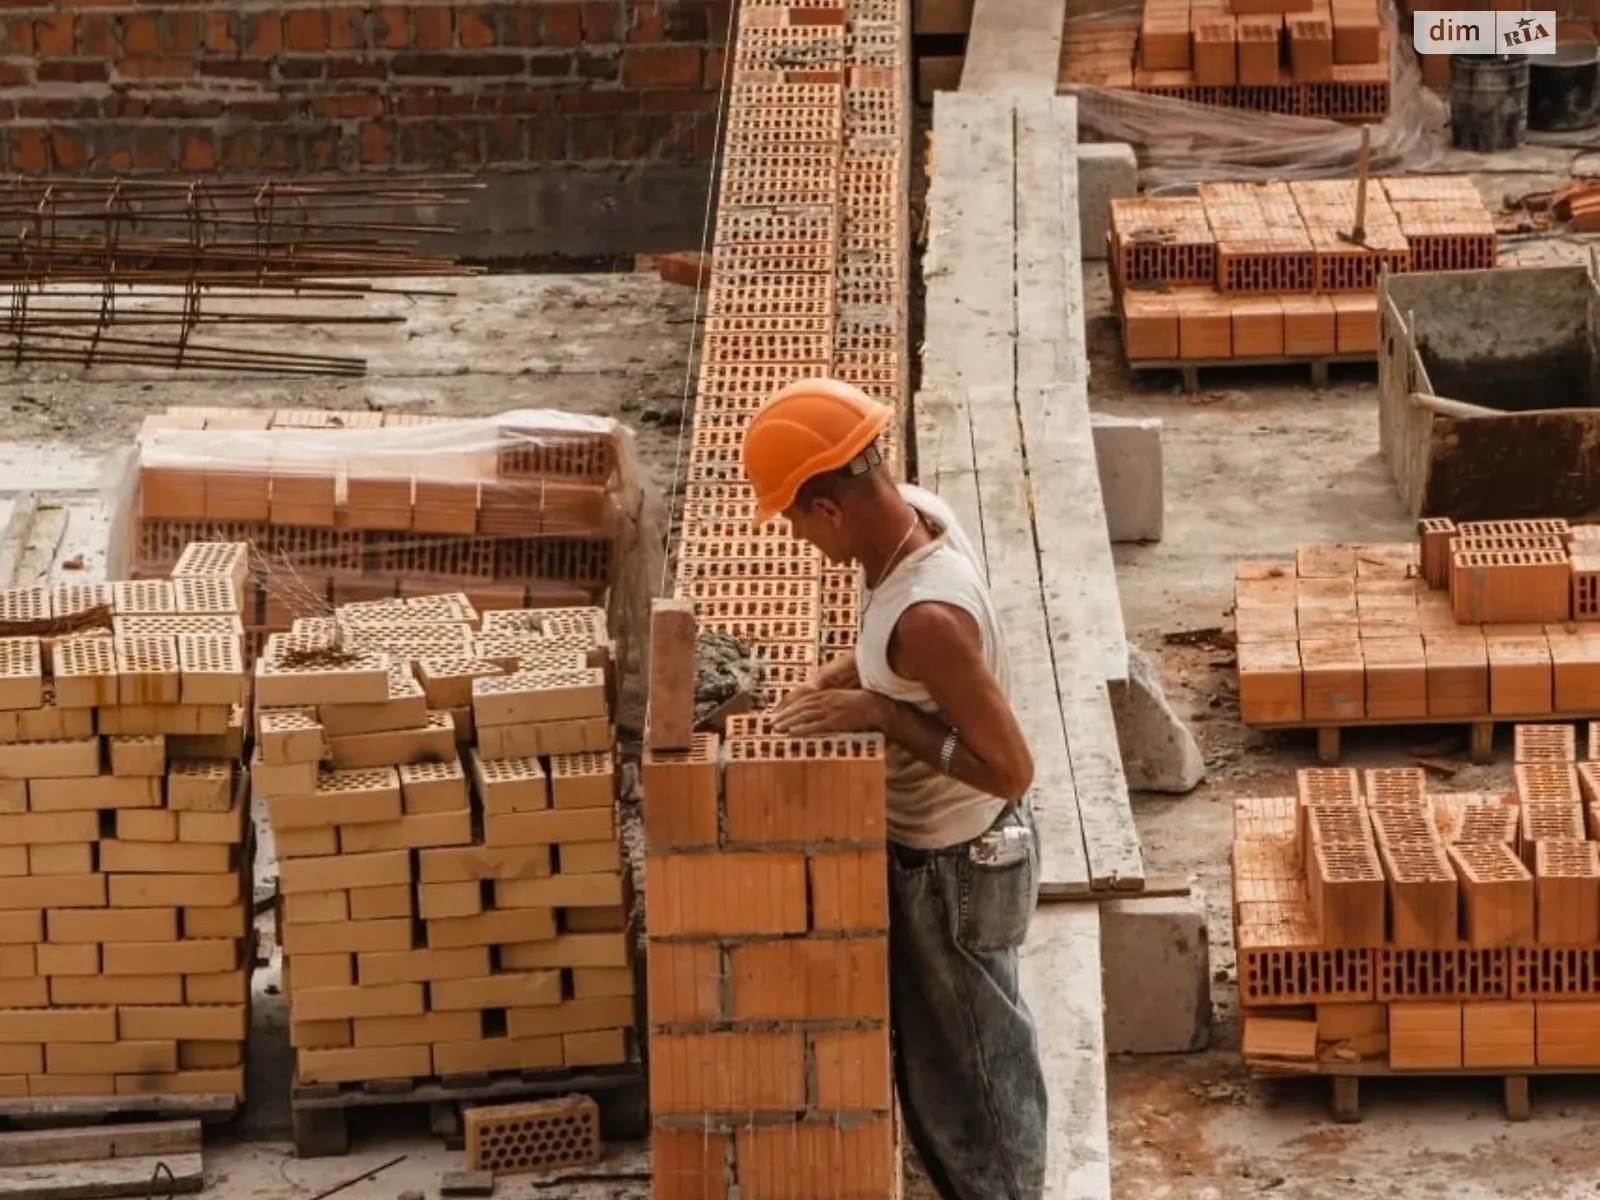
top-left (955, 823), bottom-right (1037, 953)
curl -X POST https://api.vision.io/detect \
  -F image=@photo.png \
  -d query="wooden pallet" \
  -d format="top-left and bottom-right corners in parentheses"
top-left (1125, 352), bottom-right (1376, 393)
top-left (1249, 713), bottom-right (1600, 765)
top-left (288, 1063), bottom-right (645, 1158)
top-left (1254, 1063), bottom-right (1556, 1122)
top-left (0, 1093), bottom-right (238, 1129)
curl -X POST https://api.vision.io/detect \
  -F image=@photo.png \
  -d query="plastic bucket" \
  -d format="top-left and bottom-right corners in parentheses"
top-left (1529, 41), bottom-right (1600, 132)
top-left (1450, 54), bottom-right (1531, 151)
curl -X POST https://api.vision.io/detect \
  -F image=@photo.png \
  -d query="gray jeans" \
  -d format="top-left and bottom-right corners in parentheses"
top-left (888, 804), bottom-right (1047, 1200)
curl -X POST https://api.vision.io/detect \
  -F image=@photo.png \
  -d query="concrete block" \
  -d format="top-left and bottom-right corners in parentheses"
top-left (1091, 414), bottom-right (1163, 544)
top-left (1100, 890), bottom-right (1211, 1054)
top-left (1075, 143), bottom-right (1137, 262)
top-left (1110, 643), bottom-right (1205, 794)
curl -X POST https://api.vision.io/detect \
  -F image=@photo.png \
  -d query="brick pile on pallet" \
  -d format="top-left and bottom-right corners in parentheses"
top-left (1235, 520), bottom-right (1600, 728)
top-left (1114, 177), bottom-right (1497, 367)
top-left (261, 597), bottom-right (634, 1089)
top-left (1237, 743), bottom-right (1600, 1072)
top-left (1063, 0), bottom-right (1387, 115)
top-left (0, 541), bottom-right (253, 1102)
top-left (128, 406), bottom-right (633, 659)
top-left (640, 0), bottom-right (909, 1193)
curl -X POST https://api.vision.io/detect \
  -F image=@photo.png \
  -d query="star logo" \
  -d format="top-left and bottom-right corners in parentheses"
top-left (1517, 16), bottom-right (1533, 28)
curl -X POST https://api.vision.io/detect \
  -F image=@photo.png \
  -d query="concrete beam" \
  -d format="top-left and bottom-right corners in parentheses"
top-left (1076, 143), bottom-right (1138, 262)
top-left (1091, 414), bottom-right (1163, 545)
top-left (961, 0), bottom-right (1069, 95)
top-left (1100, 891), bottom-right (1212, 1055)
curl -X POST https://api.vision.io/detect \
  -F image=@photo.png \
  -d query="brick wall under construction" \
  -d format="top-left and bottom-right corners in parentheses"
top-left (0, 1), bottom-right (725, 175)
top-left (642, 0), bottom-right (911, 1195)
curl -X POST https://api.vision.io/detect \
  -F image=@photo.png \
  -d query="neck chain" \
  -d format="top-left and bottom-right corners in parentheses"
top-left (864, 513), bottom-right (921, 598)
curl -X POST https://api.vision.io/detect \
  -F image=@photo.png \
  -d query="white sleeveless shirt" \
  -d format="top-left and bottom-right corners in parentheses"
top-left (855, 484), bottom-right (1011, 849)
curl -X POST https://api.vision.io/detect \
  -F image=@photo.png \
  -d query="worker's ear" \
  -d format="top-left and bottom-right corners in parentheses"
top-left (800, 494), bottom-right (840, 527)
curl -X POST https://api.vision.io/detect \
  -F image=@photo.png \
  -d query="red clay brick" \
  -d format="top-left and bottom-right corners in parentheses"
top-left (649, 1032), bottom-right (804, 1114)
top-left (646, 940), bottom-right (722, 1026)
top-left (729, 937), bottom-right (889, 1021)
top-left (813, 1029), bottom-right (893, 1110)
top-left (809, 848), bottom-right (889, 931)
top-left (645, 852), bottom-right (807, 936)
top-left (622, 45), bottom-right (701, 87)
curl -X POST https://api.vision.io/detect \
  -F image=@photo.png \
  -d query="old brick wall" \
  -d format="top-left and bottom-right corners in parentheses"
top-left (0, 1), bottom-right (729, 256)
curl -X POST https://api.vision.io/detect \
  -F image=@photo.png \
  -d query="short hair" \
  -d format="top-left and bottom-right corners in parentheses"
top-left (793, 440), bottom-right (884, 510)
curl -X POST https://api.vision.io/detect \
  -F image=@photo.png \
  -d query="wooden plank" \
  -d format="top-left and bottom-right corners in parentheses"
top-left (961, 0), bottom-right (1070, 96)
top-left (11, 504), bottom-right (66, 590)
top-left (1014, 97), bottom-right (1128, 686)
top-left (0, 494), bottom-right (36, 589)
top-left (0, 1122), bottom-right (199, 1169)
top-left (0, 1153), bottom-right (202, 1200)
top-left (1062, 672), bottom-right (1146, 889)
top-left (970, 385), bottom-right (1094, 893)
top-left (1040, 874), bottom-right (1190, 903)
top-left (1009, 94), bottom-right (1143, 888)
top-left (911, 385), bottom-right (986, 574)
top-left (1020, 904), bottom-right (1111, 1200)
top-left (923, 94), bottom-right (1092, 896)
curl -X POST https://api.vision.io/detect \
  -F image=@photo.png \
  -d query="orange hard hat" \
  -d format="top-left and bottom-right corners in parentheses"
top-left (742, 377), bottom-right (892, 528)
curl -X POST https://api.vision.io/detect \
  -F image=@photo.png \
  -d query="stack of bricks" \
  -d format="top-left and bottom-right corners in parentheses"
top-left (1234, 520), bottom-right (1600, 729)
top-left (262, 597), bottom-right (634, 1088)
top-left (1380, 176), bottom-right (1501, 274)
top-left (130, 406), bottom-right (630, 658)
top-left (1062, 0), bottom-right (1386, 114)
top-left (0, 541), bottom-right (252, 1102)
top-left (1238, 744), bottom-right (1600, 1073)
top-left (642, 0), bottom-right (907, 1194)
top-left (1113, 178), bottom-right (1498, 366)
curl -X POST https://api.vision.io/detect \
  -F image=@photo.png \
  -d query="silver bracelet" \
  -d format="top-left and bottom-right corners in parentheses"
top-left (939, 726), bottom-right (959, 775)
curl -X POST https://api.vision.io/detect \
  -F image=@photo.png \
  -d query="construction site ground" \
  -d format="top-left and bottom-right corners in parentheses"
top-left (6, 164), bottom-right (1600, 1196)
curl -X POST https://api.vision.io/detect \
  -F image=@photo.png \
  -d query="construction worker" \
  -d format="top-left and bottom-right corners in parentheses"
top-left (741, 376), bottom-right (1047, 1200)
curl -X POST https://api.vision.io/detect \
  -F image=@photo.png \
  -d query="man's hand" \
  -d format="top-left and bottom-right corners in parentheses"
top-left (770, 687), bottom-right (885, 736)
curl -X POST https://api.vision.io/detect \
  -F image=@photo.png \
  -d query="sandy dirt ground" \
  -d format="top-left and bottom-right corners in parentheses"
top-left (12, 173), bottom-right (1600, 1196)
top-left (1091, 219), bottom-right (1600, 1199)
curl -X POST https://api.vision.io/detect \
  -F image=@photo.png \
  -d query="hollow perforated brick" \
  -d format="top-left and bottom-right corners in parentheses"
top-left (1364, 767), bottom-right (1426, 809)
top-left (1296, 767), bottom-right (1361, 806)
top-left (1515, 763), bottom-right (1581, 806)
top-left (51, 583), bottom-right (114, 620)
top-left (1516, 723), bottom-right (1577, 764)
top-left (1304, 803), bottom-right (1372, 851)
top-left (1450, 841), bottom-right (1536, 948)
top-left (0, 587), bottom-right (49, 625)
top-left (1237, 945), bottom-right (1373, 1006)
top-left (0, 638), bottom-right (43, 712)
top-left (173, 577), bottom-right (240, 616)
top-left (1444, 801), bottom-right (1520, 847)
top-left (1510, 946), bottom-right (1600, 999)
top-left (1379, 838), bottom-right (1458, 949)
top-left (112, 579), bottom-right (177, 616)
top-left (1418, 516), bottom-right (1456, 588)
top-left (171, 541), bottom-right (250, 588)
top-left (464, 1096), bottom-right (601, 1176)
top-left (1234, 796), bottom-right (1297, 842)
top-left (1369, 806), bottom-right (1435, 846)
top-left (1376, 947), bottom-right (1509, 1002)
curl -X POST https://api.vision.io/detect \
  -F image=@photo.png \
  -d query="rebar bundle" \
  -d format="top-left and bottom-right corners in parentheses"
top-left (0, 174), bottom-right (486, 376)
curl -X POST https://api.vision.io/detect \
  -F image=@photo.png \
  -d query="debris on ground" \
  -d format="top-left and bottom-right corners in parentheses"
top-left (1508, 179), bottom-right (1600, 231)
top-left (440, 1169), bottom-right (496, 1197)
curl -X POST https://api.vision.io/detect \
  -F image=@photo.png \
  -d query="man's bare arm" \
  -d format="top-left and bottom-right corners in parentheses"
top-left (878, 602), bottom-right (1033, 800)
top-left (814, 651), bottom-right (860, 689)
